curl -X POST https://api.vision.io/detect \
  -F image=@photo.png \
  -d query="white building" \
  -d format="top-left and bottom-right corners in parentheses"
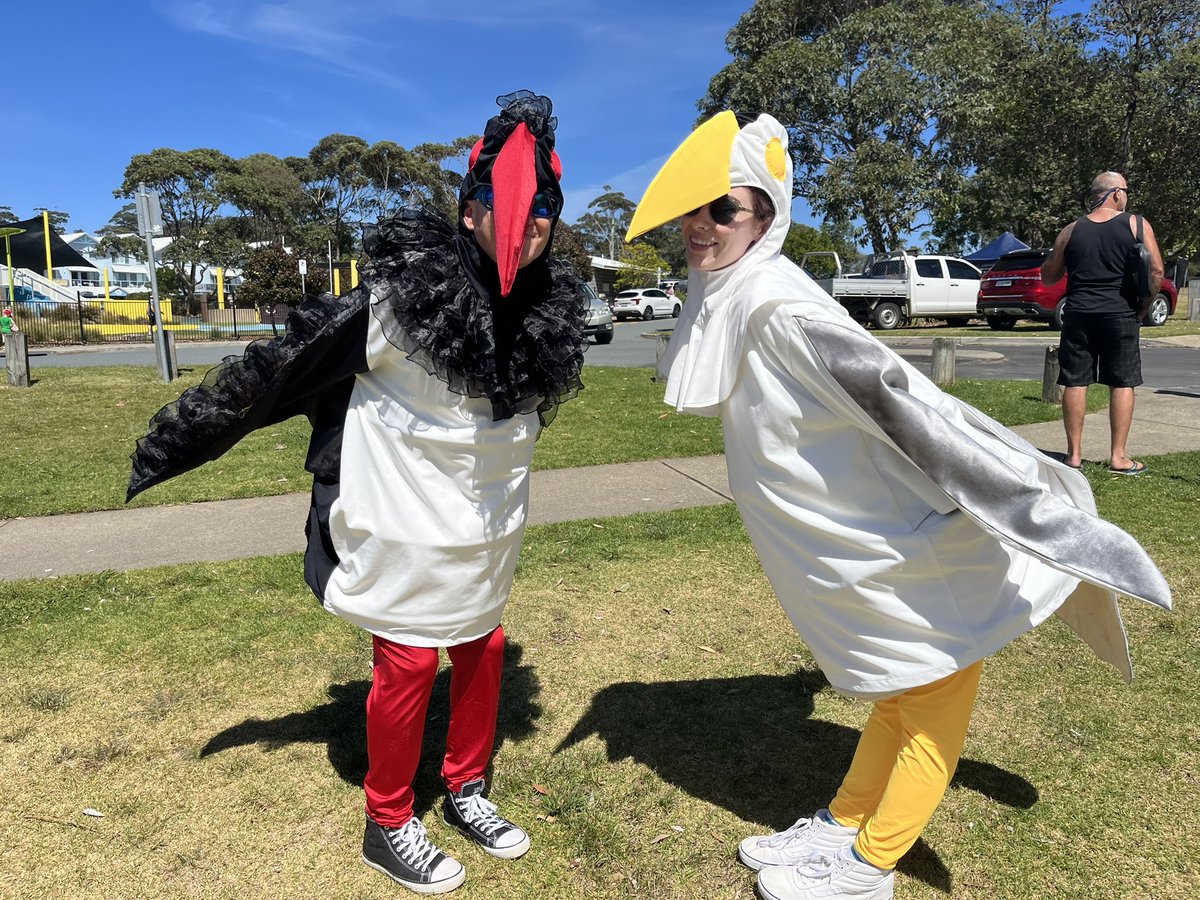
top-left (59, 231), bottom-right (242, 298)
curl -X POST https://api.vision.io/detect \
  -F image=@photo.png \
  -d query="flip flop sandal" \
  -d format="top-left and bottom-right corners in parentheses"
top-left (1108, 462), bottom-right (1147, 476)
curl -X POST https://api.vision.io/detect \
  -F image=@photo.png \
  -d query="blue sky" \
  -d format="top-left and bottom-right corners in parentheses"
top-left (4, 1), bottom-right (815, 235)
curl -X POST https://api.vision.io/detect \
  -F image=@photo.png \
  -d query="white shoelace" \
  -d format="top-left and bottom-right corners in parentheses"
top-left (454, 793), bottom-right (509, 836)
top-left (761, 815), bottom-right (818, 847)
top-left (796, 849), bottom-right (859, 884)
top-left (387, 818), bottom-right (441, 870)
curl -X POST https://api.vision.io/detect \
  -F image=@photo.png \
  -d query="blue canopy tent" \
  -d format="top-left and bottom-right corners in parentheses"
top-left (965, 232), bottom-right (1030, 271)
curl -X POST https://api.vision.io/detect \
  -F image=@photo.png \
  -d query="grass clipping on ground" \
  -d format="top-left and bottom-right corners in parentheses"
top-left (3, 456), bottom-right (1198, 899)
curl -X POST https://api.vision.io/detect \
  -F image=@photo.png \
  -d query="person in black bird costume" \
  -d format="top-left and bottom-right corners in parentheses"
top-left (127, 91), bottom-right (589, 895)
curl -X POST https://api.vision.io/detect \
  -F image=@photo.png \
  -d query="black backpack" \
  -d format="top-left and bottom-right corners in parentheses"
top-left (1128, 214), bottom-right (1154, 303)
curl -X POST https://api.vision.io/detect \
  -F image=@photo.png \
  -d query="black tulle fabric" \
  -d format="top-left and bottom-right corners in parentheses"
top-left (128, 207), bottom-right (588, 501)
top-left (127, 292), bottom-right (368, 499)
top-left (459, 90), bottom-right (562, 219)
top-left (363, 208), bottom-right (588, 424)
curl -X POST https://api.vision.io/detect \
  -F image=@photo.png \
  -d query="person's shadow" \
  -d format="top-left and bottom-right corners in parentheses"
top-left (555, 670), bottom-right (1038, 894)
top-left (200, 641), bottom-right (542, 820)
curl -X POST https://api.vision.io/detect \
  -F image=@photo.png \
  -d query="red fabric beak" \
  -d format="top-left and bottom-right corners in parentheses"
top-left (490, 122), bottom-right (538, 296)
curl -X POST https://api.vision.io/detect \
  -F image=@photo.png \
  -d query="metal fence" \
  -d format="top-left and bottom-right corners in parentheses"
top-left (4, 295), bottom-right (288, 346)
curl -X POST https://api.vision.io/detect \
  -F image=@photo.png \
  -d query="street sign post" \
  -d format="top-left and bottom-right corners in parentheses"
top-left (136, 183), bottom-right (173, 382)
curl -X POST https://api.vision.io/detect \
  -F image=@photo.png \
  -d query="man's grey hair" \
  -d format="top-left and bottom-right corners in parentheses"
top-left (1087, 171), bottom-right (1126, 210)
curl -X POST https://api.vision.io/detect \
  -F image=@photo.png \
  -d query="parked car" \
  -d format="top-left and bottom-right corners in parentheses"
top-left (611, 287), bottom-right (681, 321)
top-left (977, 248), bottom-right (1178, 329)
top-left (799, 251), bottom-right (981, 329)
top-left (582, 286), bottom-right (614, 344)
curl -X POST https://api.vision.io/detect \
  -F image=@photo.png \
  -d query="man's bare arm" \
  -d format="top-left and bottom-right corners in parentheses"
top-left (1041, 222), bottom-right (1074, 285)
top-left (1138, 217), bottom-right (1165, 317)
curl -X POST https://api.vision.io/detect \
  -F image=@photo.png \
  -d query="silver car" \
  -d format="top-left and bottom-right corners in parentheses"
top-left (583, 287), bottom-right (614, 344)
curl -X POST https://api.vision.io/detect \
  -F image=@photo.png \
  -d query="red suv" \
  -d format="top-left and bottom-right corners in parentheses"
top-left (977, 248), bottom-right (1178, 329)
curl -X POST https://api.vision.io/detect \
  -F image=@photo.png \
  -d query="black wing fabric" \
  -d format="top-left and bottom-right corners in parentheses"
top-left (127, 291), bottom-right (369, 501)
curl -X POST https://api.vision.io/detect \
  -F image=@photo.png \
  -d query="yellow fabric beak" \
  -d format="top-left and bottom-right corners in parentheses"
top-left (625, 111), bottom-right (740, 242)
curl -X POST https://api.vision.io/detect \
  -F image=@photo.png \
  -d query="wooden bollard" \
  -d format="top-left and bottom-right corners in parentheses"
top-left (4, 331), bottom-right (30, 387)
top-left (931, 337), bottom-right (955, 386)
top-left (1042, 346), bottom-right (1063, 403)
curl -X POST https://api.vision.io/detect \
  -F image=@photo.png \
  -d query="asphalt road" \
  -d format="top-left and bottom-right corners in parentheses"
top-left (14, 319), bottom-right (1200, 390)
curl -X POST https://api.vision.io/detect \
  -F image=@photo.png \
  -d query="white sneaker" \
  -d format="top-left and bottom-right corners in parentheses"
top-left (738, 809), bottom-right (859, 871)
top-left (756, 845), bottom-right (894, 900)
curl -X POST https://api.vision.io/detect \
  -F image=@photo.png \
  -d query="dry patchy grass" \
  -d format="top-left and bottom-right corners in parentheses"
top-left (3, 483), bottom-right (1199, 898)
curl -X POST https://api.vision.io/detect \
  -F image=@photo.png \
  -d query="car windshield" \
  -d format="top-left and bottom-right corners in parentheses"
top-left (616, 291), bottom-right (638, 299)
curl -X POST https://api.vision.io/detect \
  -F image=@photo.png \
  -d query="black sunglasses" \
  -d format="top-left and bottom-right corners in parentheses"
top-left (683, 195), bottom-right (755, 226)
top-left (471, 185), bottom-right (562, 219)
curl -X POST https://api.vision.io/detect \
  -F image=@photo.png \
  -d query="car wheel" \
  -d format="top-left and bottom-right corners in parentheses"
top-left (642, 305), bottom-right (655, 320)
top-left (672, 303), bottom-right (681, 318)
top-left (595, 332), bottom-right (613, 344)
top-left (1142, 293), bottom-right (1170, 327)
top-left (986, 316), bottom-right (1017, 331)
top-left (1049, 299), bottom-right (1067, 331)
top-left (871, 301), bottom-right (902, 330)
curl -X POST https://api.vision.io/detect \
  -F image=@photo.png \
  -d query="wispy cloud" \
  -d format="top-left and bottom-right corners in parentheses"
top-left (155, 1), bottom-right (415, 94)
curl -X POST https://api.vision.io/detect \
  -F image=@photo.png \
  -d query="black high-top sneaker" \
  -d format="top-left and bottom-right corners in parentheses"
top-left (443, 779), bottom-right (531, 860)
top-left (362, 815), bottom-right (466, 894)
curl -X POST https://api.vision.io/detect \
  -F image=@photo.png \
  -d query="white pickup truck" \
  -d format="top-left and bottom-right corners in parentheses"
top-left (800, 252), bottom-right (983, 329)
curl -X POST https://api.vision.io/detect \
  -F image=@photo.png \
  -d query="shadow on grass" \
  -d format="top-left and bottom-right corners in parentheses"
top-left (199, 641), bottom-right (542, 819)
top-left (556, 670), bottom-right (1038, 894)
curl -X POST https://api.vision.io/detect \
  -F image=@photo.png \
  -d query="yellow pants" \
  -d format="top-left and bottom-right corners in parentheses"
top-left (827, 660), bottom-right (984, 870)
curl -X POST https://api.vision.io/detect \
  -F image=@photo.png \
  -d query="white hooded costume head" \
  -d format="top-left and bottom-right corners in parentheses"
top-left (626, 111), bottom-right (809, 414)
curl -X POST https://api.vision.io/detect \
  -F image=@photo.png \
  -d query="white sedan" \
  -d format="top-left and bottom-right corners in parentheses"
top-left (611, 288), bottom-right (681, 321)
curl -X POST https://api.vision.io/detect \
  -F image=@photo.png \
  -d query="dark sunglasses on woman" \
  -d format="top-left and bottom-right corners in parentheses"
top-left (683, 195), bottom-right (755, 226)
top-left (471, 185), bottom-right (562, 219)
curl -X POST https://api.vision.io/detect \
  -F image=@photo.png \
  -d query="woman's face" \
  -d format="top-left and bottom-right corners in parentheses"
top-left (680, 186), bottom-right (770, 272)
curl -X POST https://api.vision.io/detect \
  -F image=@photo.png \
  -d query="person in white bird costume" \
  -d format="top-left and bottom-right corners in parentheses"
top-left (626, 111), bottom-right (1172, 900)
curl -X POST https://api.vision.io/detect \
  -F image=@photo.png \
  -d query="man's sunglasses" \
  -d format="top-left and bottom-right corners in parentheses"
top-left (471, 185), bottom-right (561, 219)
top-left (683, 195), bottom-right (755, 226)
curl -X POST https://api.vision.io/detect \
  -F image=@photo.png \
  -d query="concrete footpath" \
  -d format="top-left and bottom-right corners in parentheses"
top-left (2, 390), bottom-right (1199, 582)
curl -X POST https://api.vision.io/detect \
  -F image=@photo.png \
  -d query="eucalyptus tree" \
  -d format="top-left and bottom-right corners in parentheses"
top-left (219, 153), bottom-right (307, 245)
top-left (117, 147), bottom-right (239, 308)
top-left (33, 208), bottom-right (71, 231)
top-left (361, 136), bottom-right (478, 222)
top-left (288, 134), bottom-right (371, 259)
top-left (930, 4), bottom-right (1110, 249)
top-left (701, 0), bottom-right (989, 253)
top-left (573, 186), bottom-right (635, 259)
top-left (1088, 0), bottom-right (1200, 255)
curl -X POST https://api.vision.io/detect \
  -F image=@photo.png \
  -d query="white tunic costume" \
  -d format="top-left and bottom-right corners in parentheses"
top-left (322, 309), bottom-right (539, 646)
top-left (639, 114), bottom-right (1170, 698)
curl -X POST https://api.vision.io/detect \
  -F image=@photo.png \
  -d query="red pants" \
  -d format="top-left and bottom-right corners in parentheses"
top-left (364, 626), bottom-right (506, 827)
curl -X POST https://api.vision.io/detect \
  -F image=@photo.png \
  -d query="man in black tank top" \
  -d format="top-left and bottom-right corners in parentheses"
top-left (1041, 171), bottom-right (1163, 475)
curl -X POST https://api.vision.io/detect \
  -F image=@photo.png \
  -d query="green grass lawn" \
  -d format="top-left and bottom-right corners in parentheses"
top-left (0, 367), bottom-right (1103, 520)
top-left (2, 454), bottom-right (1198, 898)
